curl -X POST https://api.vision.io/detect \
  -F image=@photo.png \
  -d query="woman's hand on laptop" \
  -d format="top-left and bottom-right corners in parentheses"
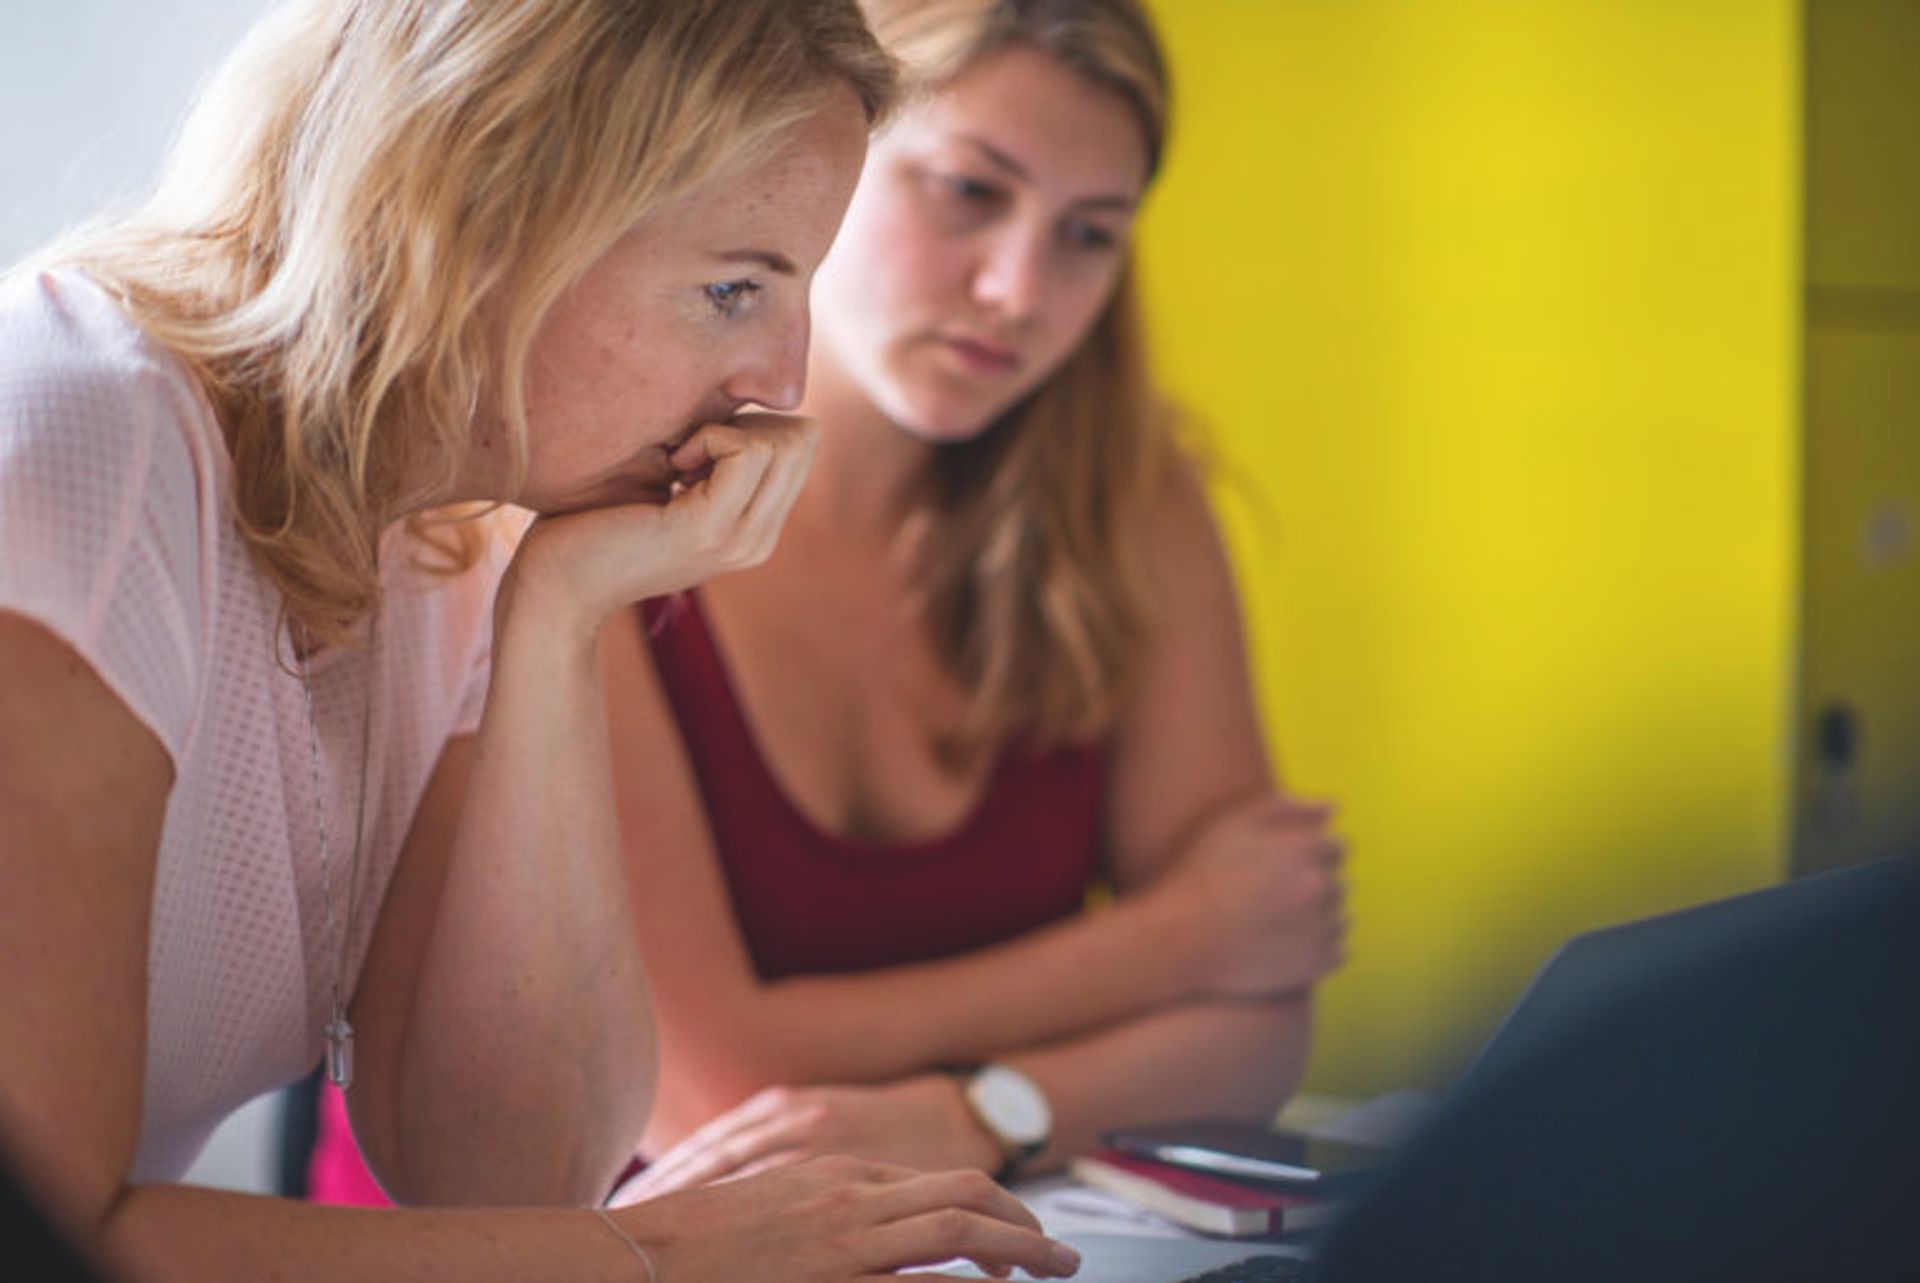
top-left (1143, 791), bottom-right (1349, 1000)
top-left (607, 1153), bottom-right (1079, 1281)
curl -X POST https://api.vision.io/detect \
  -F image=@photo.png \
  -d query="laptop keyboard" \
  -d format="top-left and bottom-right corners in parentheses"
top-left (1176, 1254), bottom-right (1311, 1283)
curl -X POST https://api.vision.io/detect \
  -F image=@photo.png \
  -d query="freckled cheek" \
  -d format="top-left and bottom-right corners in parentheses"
top-left (564, 315), bottom-right (679, 407)
top-left (526, 333), bottom-right (679, 461)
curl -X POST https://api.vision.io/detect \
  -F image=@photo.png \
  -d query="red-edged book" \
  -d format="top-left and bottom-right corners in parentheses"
top-left (1068, 1147), bottom-right (1338, 1239)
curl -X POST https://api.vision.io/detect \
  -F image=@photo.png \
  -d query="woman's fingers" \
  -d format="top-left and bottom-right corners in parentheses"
top-left (669, 414), bottom-right (816, 568)
top-left (630, 1132), bottom-right (743, 1195)
top-left (639, 1096), bottom-right (763, 1184)
top-left (854, 1208), bottom-right (1080, 1279)
top-left (667, 413), bottom-right (810, 493)
top-left (858, 1168), bottom-right (1042, 1234)
top-left (662, 1105), bottom-right (826, 1189)
top-left (642, 1086), bottom-right (819, 1188)
top-left (671, 426), bottom-right (777, 546)
top-left (616, 1156), bottom-right (1079, 1283)
top-left (725, 1146), bottom-right (811, 1183)
top-left (846, 1169), bottom-right (1067, 1279)
top-left (642, 1085), bottom-right (851, 1192)
top-left (678, 1084), bottom-right (795, 1148)
top-left (733, 415), bottom-right (820, 551)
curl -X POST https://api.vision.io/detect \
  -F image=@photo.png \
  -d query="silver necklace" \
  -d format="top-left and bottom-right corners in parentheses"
top-left (296, 620), bottom-right (376, 1090)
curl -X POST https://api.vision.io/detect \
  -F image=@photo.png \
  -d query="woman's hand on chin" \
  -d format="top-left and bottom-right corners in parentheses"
top-left (497, 412), bottom-right (819, 640)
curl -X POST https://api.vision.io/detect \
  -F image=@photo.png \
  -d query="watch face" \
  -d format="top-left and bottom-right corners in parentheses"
top-left (968, 1064), bottom-right (1052, 1147)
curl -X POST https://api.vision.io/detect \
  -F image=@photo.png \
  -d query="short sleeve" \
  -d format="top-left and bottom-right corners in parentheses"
top-left (450, 621), bottom-right (491, 738)
top-left (0, 271), bottom-right (209, 765)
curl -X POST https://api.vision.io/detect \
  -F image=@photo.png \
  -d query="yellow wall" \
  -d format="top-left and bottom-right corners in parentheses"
top-left (1136, 0), bottom-right (1801, 1093)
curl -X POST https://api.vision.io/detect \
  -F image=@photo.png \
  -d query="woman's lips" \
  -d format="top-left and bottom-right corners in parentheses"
top-left (940, 333), bottom-right (1019, 376)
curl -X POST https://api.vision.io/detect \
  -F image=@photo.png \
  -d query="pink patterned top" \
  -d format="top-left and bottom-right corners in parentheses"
top-left (0, 268), bottom-right (503, 1182)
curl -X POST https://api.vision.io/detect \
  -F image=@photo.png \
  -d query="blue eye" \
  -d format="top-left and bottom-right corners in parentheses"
top-left (943, 173), bottom-right (1001, 204)
top-left (1063, 220), bottom-right (1118, 252)
top-left (703, 279), bottom-right (761, 316)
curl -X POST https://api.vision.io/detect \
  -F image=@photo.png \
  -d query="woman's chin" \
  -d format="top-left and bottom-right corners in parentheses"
top-left (891, 402), bottom-right (1003, 448)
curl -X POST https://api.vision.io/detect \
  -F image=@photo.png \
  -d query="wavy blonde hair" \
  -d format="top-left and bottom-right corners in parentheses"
top-left (49, 0), bottom-right (895, 648)
top-left (860, 0), bottom-right (1179, 766)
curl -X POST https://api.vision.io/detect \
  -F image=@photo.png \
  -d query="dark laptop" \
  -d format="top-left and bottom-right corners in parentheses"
top-left (1454, 853), bottom-right (1916, 1093)
top-left (1306, 852), bottom-right (1920, 1283)
top-left (1051, 853), bottom-right (1920, 1283)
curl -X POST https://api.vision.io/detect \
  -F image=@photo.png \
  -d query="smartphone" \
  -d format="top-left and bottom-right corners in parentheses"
top-left (1099, 1118), bottom-right (1389, 1193)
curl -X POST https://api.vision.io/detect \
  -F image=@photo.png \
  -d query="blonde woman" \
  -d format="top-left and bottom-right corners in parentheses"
top-left (597, 0), bottom-right (1349, 1194)
top-left (0, 1), bottom-right (1081, 1280)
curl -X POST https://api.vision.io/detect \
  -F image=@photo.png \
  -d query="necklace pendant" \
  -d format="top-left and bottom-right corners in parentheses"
top-left (325, 1017), bottom-right (356, 1090)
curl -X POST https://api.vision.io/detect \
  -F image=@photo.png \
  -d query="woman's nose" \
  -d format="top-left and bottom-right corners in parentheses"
top-left (970, 227), bottom-right (1047, 322)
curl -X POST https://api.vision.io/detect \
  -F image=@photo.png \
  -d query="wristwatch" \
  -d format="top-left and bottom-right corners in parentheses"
top-left (948, 1063), bottom-right (1052, 1183)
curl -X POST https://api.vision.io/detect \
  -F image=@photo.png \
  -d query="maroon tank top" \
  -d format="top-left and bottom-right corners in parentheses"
top-left (640, 594), bottom-right (1107, 980)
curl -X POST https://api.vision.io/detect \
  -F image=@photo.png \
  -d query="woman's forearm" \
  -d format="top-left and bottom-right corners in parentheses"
top-left (652, 893), bottom-right (1206, 1134)
top-left (1002, 994), bottom-right (1313, 1173)
top-left (637, 994), bottom-right (1312, 1186)
top-left (106, 1186), bottom-right (637, 1283)
top-left (392, 605), bottom-right (656, 1204)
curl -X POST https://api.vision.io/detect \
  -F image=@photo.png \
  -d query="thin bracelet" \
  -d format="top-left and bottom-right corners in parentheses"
top-left (593, 1207), bottom-right (661, 1283)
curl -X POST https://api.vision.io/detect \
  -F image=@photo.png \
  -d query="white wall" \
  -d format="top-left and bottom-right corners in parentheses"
top-left (3, 0), bottom-right (283, 1194)
top-left (1, 0), bottom-right (269, 265)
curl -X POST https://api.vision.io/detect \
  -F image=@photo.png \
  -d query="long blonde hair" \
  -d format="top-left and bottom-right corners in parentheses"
top-left (50, 0), bottom-right (895, 648)
top-left (861, 0), bottom-right (1179, 766)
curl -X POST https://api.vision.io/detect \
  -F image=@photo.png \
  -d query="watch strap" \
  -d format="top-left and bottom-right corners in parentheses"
top-left (939, 1064), bottom-right (1047, 1183)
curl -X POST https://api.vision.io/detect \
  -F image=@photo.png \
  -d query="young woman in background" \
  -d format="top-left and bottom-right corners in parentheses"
top-left (606, 0), bottom-right (1348, 1195)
